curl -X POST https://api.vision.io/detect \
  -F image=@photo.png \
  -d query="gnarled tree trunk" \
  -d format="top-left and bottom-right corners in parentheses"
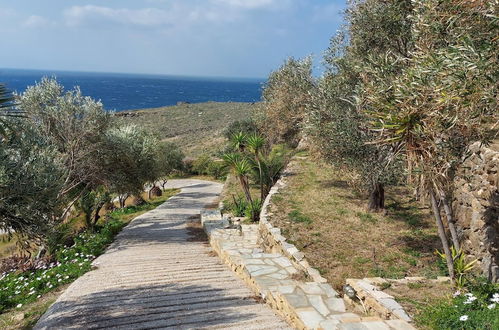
top-left (367, 182), bottom-right (385, 212)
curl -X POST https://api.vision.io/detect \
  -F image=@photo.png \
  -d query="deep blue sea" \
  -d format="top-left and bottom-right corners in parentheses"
top-left (0, 68), bottom-right (264, 111)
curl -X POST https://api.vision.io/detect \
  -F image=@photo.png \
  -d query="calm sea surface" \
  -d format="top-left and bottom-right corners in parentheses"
top-left (0, 68), bottom-right (263, 111)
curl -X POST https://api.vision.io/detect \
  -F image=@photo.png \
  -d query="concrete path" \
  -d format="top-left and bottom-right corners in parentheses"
top-left (36, 179), bottom-right (290, 329)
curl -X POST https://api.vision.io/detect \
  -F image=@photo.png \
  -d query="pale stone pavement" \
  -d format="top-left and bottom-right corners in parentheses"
top-left (36, 179), bottom-right (290, 330)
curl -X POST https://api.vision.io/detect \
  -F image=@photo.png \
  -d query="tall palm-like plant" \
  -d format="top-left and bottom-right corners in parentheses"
top-left (246, 134), bottom-right (266, 200)
top-left (223, 153), bottom-right (253, 204)
top-left (230, 132), bottom-right (247, 152)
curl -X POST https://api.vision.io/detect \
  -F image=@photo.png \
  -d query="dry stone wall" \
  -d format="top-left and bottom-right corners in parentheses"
top-left (453, 141), bottom-right (499, 282)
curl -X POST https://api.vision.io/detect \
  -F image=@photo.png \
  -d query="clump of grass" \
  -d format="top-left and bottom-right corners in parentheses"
top-left (288, 210), bottom-right (312, 224)
top-left (356, 211), bottom-right (377, 223)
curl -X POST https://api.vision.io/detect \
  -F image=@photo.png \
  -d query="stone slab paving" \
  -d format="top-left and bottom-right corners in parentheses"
top-left (203, 217), bottom-right (417, 330)
top-left (35, 179), bottom-right (290, 330)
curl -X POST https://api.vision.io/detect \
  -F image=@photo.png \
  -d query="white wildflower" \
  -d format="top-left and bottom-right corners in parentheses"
top-left (487, 303), bottom-right (495, 309)
top-left (16, 304), bottom-right (22, 308)
top-left (459, 315), bottom-right (468, 321)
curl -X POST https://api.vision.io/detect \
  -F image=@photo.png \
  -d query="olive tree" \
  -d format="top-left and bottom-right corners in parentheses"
top-left (19, 78), bottom-right (111, 220)
top-left (0, 118), bottom-right (64, 239)
top-left (257, 57), bottom-right (315, 146)
top-left (154, 142), bottom-right (184, 193)
top-left (102, 124), bottom-right (159, 207)
top-left (308, 0), bottom-right (412, 211)
top-left (361, 0), bottom-right (498, 280)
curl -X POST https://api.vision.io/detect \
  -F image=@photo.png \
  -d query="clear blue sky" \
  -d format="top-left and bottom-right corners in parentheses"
top-left (0, 0), bottom-right (346, 78)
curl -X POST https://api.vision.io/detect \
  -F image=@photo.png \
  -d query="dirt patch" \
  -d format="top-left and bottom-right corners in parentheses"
top-left (186, 221), bottom-right (208, 242)
top-left (247, 295), bottom-right (265, 304)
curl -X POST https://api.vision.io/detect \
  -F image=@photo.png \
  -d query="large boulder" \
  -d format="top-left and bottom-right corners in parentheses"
top-left (150, 186), bottom-right (162, 197)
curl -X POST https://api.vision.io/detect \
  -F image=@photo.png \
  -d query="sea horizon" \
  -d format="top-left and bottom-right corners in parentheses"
top-left (0, 67), bottom-right (264, 111)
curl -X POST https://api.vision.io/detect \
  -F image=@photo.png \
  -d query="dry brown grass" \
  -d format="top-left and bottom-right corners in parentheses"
top-left (384, 281), bottom-right (452, 320)
top-left (268, 156), bottom-right (445, 291)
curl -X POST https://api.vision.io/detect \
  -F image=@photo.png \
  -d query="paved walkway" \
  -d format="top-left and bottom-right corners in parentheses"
top-left (36, 180), bottom-right (290, 329)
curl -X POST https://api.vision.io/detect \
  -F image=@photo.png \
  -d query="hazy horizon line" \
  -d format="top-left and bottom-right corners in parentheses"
top-left (0, 67), bottom-right (266, 82)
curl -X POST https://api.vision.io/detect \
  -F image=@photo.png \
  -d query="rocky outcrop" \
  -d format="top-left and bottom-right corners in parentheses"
top-left (453, 141), bottom-right (499, 282)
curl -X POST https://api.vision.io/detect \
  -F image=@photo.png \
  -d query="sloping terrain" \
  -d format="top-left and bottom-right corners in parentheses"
top-left (116, 102), bottom-right (256, 157)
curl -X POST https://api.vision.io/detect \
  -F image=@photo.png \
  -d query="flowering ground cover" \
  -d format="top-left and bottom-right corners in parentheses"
top-left (416, 279), bottom-right (499, 329)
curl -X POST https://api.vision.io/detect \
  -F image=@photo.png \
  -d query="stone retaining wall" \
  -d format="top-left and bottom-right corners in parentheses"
top-left (453, 141), bottom-right (499, 282)
top-left (258, 160), bottom-right (328, 284)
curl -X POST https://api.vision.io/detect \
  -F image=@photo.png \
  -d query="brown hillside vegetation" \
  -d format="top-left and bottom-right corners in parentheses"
top-left (116, 102), bottom-right (256, 157)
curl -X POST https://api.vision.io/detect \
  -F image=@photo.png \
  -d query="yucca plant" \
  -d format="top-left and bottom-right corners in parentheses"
top-left (0, 83), bottom-right (23, 137)
top-left (222, 153), bottom-right (253, 204)
top-left (230, 132), bottom-right (247, 152)
top-left (246, 133), bottom-right (266, 200)
top-left (245, 199), bottom-right (262, 222)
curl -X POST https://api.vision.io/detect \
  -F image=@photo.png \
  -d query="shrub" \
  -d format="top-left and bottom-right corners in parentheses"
top-left (223, 119), bottom-right (259, 141)
top-left (191, 155), bottom-right (213, 175)
top-left (207, 160), bottom-right (227, 180)
top-left (226, 195), bottom-right (248, 217)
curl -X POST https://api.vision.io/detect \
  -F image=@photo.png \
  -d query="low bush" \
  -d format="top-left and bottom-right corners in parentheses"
top-left (223, 119), bottom-right (260, 140)
top-left (225, 195), bottom-right (248, 217)
top-left (207, 161), bottom-right (228, 180)
top-left (191, 155), bottom-right (212, 175)
top-left (417, 278), bottom-right (499, 329)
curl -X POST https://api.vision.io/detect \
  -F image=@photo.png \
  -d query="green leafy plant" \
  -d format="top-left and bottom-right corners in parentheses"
top-left (437, 247), bottom-right (477, 289)
top-left (227, 195), bottom-right (248, 217)
top-left (245, 199), bottom-right (262, 222)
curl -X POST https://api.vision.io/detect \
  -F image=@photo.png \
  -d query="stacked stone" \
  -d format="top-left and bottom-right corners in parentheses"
top-left (453, 141), bottom-right (499, 282)
top-left (202, 211), bottom-right (415, 329)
